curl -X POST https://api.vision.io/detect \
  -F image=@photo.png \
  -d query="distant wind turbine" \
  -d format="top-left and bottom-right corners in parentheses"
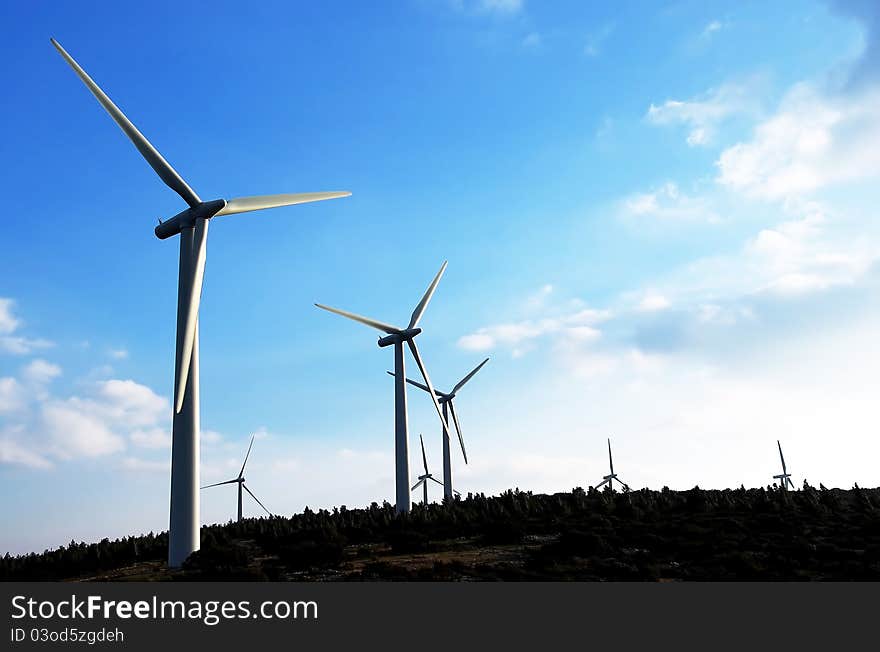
top-left (411, 435), bottom-right (448, 505)
top-left (201, 435), bottom-right (272, 521)
top-left (773, 440), bottom-right (795, 490)
top-left (316, 262), bottom-right (452, 514)
top-left (51, 38), bottom-right (349, 567)
top-left (389, 357), bottom-right (489, 499)
top-left (595, 438), bottom-right (631, 492)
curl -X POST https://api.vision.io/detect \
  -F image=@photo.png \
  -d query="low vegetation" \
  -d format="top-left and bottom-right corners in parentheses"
top-left (3, 484), bottom-right (879, 581)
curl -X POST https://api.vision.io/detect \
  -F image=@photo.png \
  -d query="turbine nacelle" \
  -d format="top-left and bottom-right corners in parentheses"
top-left (154, 200), bottom-right (227, 239)
top-left (377, 328), bottom-right (422, 347)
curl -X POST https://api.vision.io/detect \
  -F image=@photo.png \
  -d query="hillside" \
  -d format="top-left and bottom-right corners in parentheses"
top-left (3, 485), bottom-right (880, 581)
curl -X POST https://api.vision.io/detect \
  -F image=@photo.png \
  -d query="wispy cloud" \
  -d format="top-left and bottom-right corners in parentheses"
top-left (716, 84), bottom-right (880, 199)
top-left (521, 32), bottom-right (541, 48)
top-left (449, 0), bottom-right (524, 16)
top-left (647, 81), bottom-right (759, 147)
top-left (0, 299), bottom-right (172, 468)
top-left (120, 457), bottom-right (168, 474)
top-left (0, 298), bottom-right (54, 355)
top-left (107, 348), bottom-right (129, 360)
top-left (701, 19), bottom-right (724, 39)
top-left (620, 182), bottom-right (720, 223)
top-left (584, 22), bottom-right (614, 57)
top-left (457, 288), bottom-right (610, 356)
top-left (0, 299), bottom-right (20, 335)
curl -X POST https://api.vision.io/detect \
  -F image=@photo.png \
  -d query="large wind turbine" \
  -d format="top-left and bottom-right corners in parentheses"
top-left (411, 435), bottom-right (447, 505)
top-left (52, 39), bottom-right (349, 566)
top-left (773, 440), bottom-right (795, 490)
top-left (595, 438), bottom-right (631, 492)
top-left (390, 357), bottom-right (489, 499)
top-left (316, 262), bottom-right (452, 514)
top-left (201, 435), bottom-right (272, 521)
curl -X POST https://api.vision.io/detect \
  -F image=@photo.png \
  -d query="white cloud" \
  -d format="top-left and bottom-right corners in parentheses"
top-left (0, 298), bottom-right (54, 355)
top-left (108, 348), bottom-right (129, 360)
top-left (584, 22), bottom-right (614, 57)
top-left (0, 428), bottom-right (52, 469)
top-left (41, 401), bottom-right (125, 458)
top-left (1, 369), bottom-right (171, 467)
top-left (521, 32), bottom-right (541, 48)
top-left (621, 182), bottom-right (720, 223)
top-left (717, 85), bottom-right (880, 199)
top-left (0, 298), bottom-right (20, 335)
top-left (477, 0), bottom-right (522, 14)
top-left (0, 378), bottom-right (25, 414)
top-left (202, 429), bottom-right (224, 445)
top-left (22, 359), bottom-right (61, 385)
top-left (458, 290), bottom-right (610, 354)
top-left (0, 336), bottom-right (54, 356)
top-left (637, 293), bottom-right (672, 312)
top-left (450, 0), bottom-right (523, 16)
top-left (271, 457), bottom-right (301, 472)
top-left (130, 427), bottom-right (172, 449)
top-left (647, 81), bottom-right (757, 147)
top-left (121, 457), bottom-right (168, 473)
top-left (524, 284), bottom-right (554, 310)
top-left (701, 20), bottom-right (723, 39)
top-left (337, 448), bottom-right (389, 463)
top-left (92, 379), bottom-right (169, 428)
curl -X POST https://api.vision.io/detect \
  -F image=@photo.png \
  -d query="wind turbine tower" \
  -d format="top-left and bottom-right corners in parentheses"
top-left (773, 440), bottom-right (795, 490)
top-left (52, 39), bottom-right (349, 566)
top-left (411, 435), bottom-right (446, 505)
top-left (201, 435), bottom-right (272, 521)
top-left (316, 263), bottom-right (452, 514)
top-left (595, 438), bottom-right (631, 492)
top-left (390, 357), bottom-right (489, 499)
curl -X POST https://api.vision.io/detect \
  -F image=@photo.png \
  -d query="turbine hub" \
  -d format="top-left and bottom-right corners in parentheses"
top-left (377, 328), bottom-right (422, 347)
top-left (154, 199), bottom-right (227, 239)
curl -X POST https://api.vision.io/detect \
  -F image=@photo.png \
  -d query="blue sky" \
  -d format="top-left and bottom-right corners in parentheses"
top-left (2, 0), bottom-right (879, 554)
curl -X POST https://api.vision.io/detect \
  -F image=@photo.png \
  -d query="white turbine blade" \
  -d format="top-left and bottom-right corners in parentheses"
top-left (406, 340), bottom-right (451, 442)
top-left (408, 261), bottom-right (447, 329)
top-left (174, 218), bottom-right (209, 413)
top-left (200, 478), bottom-right (238, 489)
top-left (411, 479), bottom-right (425, 492)
top-left (386, 371), bottom-right (447, 397)
top-left (314, 303), bottom-right (400, 335)
top-left (448, 400), bottom-right (468, 465)
top-left (777, 440), bottom-right (788, 474)
top-left (239, 434), bottom-right (256, 478)
top-left (214, 191), bottom-right (350, 217)
top-left (420, 434), bottom-right (429, 475)
top-left (787, 477), bottom-right (795, 489)
top-left (429, 477), bottom-right (444, 487)
top-left (243, 484), bottom-right (272, 516)
top-left (607, 438), bottom-right (613, 472)
top-left (595, 478), bottom-right (610, 488)
top-left (451, 357), bottom-right (490, 395)
top-left (50, 39), bottom-right (201, 208)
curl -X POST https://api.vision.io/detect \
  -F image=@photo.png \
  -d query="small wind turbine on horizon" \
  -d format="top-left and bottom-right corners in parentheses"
top-left (51, 39), bottom-right (349, 567)
top-left (411, 435), bottom-right (449, 505)
top-left (773, 440), bottom-right (795, 490)
top-left (201, 435), bottom-right (272, 521)
top-left (389, 357), bottom-right (489, 499)
top-left (315, 262), bottom-right (452, 514)
top-left (595, 438), bottom-right (631, 492)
